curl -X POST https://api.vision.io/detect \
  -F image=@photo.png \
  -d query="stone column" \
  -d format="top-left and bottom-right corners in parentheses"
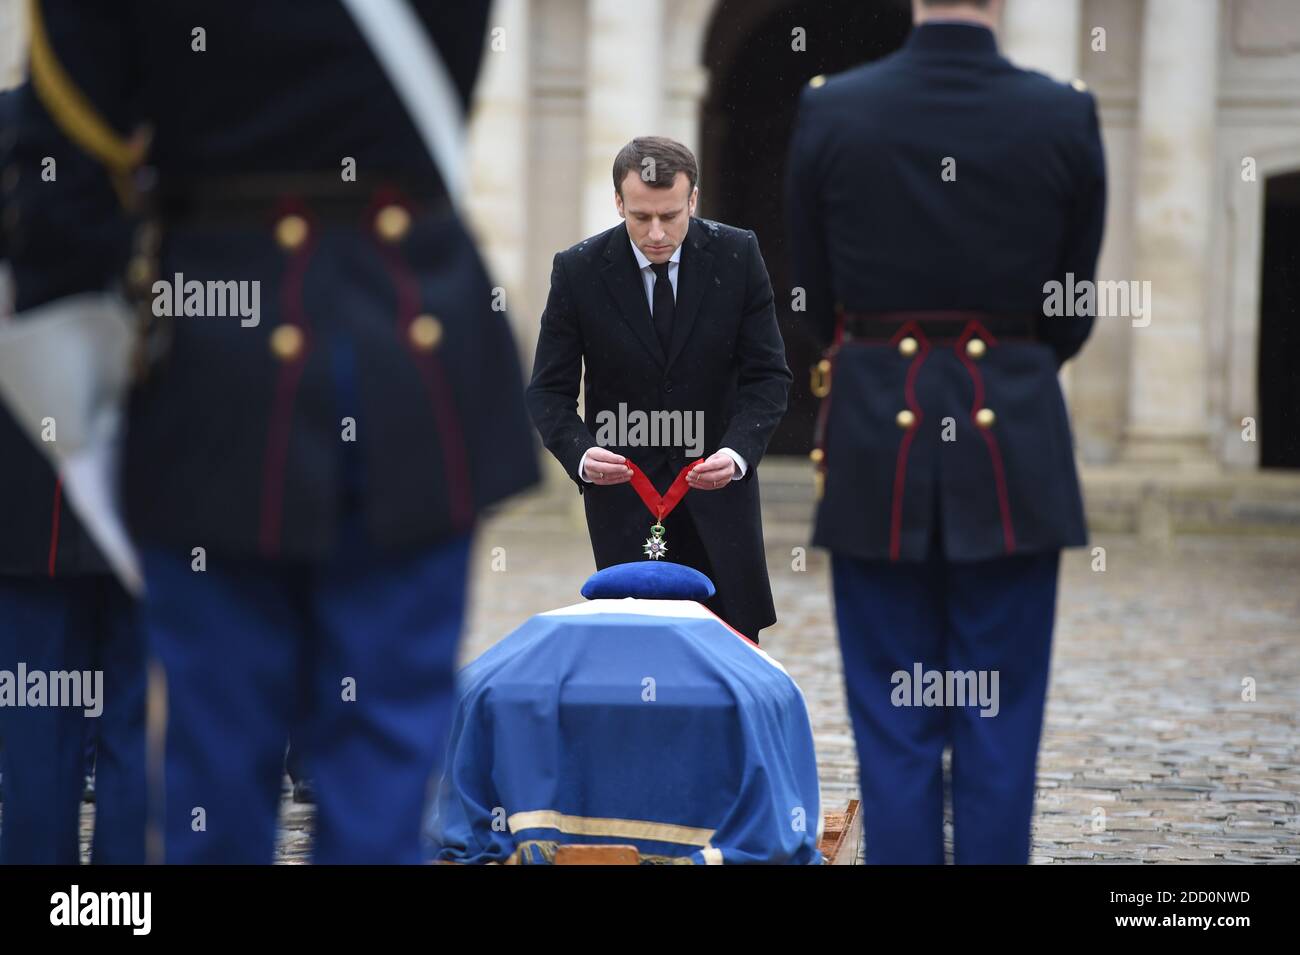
top-left (465, 0), bottom-right (532, 334)
top-left (0, 0), bottom-right (28, 91)
top-left (999, 0), bottom-right (1083, 401)
top-left (581, 0), bottom-right (662, 239)
top-left (999, 0), bottom-right (1081, 82)
top-left (661, 65), bottom-right (710, 164)
top-left (1122, 0), bottom-right (1218, 465)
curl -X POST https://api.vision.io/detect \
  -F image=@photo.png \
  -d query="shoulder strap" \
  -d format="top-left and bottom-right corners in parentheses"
top-left (339, 0), bottom-right (468, 201)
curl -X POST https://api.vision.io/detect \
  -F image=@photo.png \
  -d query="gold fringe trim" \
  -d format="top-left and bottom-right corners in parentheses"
top-left (27, 0), bottom-right (140, 171)
top-left (507, 840), bottom-right (697, 866)
top-left (508, 809), bottom-right (715, 847)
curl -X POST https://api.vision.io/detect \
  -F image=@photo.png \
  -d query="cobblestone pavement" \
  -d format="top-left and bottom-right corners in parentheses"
top-left (31, 471), bottom-right (1300, 864)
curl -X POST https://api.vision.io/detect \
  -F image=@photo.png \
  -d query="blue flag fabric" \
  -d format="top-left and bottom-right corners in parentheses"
top-left (426, 598), bottom-right (823, 864)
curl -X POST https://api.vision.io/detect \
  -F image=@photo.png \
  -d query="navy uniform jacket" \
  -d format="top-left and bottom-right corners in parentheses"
top-left (786, 22), bottom-right (1105, 563)
top-left (4, 1), bottom-right (537, 561)
top-left (526, 219), bottom-right (791, 638)
top-left (0, 86), bottom-right (109, 576)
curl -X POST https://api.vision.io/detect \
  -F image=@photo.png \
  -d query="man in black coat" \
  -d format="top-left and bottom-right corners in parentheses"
top-left (527, 137), bottom-right (791, 641)
top-left (787, 0), bottom-right (1105, 862)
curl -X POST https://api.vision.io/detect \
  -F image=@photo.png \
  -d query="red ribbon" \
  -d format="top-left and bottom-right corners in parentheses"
top-left (625, 459), bottom-right (702, 523)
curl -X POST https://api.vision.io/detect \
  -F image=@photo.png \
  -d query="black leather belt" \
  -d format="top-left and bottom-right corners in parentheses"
top-left (838, 309), bottom-right (1038, 342)
top-left (147, 170), bottom-right (452, 224)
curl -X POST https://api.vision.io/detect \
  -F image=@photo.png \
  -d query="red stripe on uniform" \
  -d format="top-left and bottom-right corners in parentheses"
top-left (47, 477), bottom-right (62, 577)
top-left (889, 321), bottom-right (929, 561)
top-left (372, 231), bottom-right (475, 531)
top-left (258, 210), bottom-right (315, 558)
top-left (955, 321), bottom-right (1015, 554)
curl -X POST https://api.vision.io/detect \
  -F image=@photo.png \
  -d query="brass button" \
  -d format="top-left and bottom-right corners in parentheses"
top-left (809, 448), bottom-right (825, 464)
top-left (409, 314), bottom-right (443, 351)
top-left (809, 74), bottom-right (827, 89)
top-left (895, 409), bottom-right (916, 430)
top-left (375, 204), bottom-right (411, 243)
top-left (126, 255), bottom-right (155, 290)
top-left (275, 214), bottom-right (309, 251)
top-left (966, 337), bottom-right (987, 359)
top-left (810, 358), bottom-right (832, 398)
top-left (270, 324), bottom-right (304, 361)
top-left (975, 407), bottom-right (996, 429)
top-left (1070, 78), bottom-right (1088, 92)
top-left (898, 336), bottom-right (918, 358)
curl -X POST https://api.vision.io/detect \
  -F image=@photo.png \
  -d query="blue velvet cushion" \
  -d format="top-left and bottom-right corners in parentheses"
top-left (581, 561), bottom-right (716, 601)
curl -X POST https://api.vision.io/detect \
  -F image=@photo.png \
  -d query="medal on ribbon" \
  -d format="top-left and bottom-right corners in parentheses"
top-left (625, 459), bottom-right (702, 560)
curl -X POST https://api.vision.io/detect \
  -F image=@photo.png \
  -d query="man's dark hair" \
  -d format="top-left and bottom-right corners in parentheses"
top-left (612, 136), bottom-right (699, 197)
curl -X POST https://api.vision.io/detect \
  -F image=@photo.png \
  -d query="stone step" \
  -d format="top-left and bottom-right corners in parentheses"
top-left (523, 455), bottom-right (1300, 540)
top-left (752, 456), bottom-right (1300, 540)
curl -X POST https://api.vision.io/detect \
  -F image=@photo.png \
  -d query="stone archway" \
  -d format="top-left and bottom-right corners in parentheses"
top-left (695, 0), bottom-right (912, 454)
top-left (1222, 143), bottom-right (1300, 470)
top-left (1257, 170), bottom-right (1300, 468)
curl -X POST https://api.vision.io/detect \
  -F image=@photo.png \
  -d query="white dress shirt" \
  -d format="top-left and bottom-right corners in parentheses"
top-left (577, 237), bottom-right (748, 483)
top-left (629, 234), bottom-right (681, 306)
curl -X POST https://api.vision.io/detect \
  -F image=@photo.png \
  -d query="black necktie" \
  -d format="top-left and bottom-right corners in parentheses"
top-left (650, 261), bottom-right (674, 355)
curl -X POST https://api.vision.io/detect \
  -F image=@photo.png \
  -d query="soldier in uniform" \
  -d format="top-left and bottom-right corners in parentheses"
top-left (5, 1), bottom-right (537, 863)
top-left (786, 0), bottom-right (1105, 863)
top-left (0, 85), bottom-right (147, 866)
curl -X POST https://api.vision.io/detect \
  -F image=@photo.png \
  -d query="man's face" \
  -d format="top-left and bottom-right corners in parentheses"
top-left (615, 170), bottom-right (698, 264)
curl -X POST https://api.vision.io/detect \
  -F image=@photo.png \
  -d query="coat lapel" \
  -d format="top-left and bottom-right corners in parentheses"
top-left (667, 218), bottom-right (715, 371)
top-left (600, 227), bottom-right (665, 367)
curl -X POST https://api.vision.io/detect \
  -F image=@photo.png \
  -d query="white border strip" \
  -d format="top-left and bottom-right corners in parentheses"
top-left (541, 598), bottom-right (713, 619)
top-left (541, 599), bottom-right (795, 679)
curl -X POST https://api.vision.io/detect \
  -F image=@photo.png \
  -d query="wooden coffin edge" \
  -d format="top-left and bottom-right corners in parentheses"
top-left (817, 798), bottom-right (862, 865)
top-left (540, 799), bottom-right (863, 865)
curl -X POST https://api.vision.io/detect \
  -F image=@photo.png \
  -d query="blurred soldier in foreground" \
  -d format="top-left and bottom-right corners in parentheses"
top-left (0, 86), bottom-right (146, 864)
top-left (4, 1), bottom-right (537, 863)
top-left (788, 0), bottom-right (1105, 863)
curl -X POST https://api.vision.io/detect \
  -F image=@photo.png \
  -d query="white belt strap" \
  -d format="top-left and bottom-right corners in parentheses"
top-left (339, 0), bottom-right (468, 201)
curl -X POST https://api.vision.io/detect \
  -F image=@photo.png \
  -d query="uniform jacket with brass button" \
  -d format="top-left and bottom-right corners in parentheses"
top-left (786, 22), bottom-right (1105, 562)
top-left (0, 85), bottom-right (114, 577)
top-left (5, 0), bottom-right (538, 560)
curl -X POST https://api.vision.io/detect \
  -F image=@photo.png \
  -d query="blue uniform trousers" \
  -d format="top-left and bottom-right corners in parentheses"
top-left (141, 525), bottom-right (471, 864)
top-left (0, 576), bottom-right (146, 864)
top-left (831, 550), bottom-right (1059, 864)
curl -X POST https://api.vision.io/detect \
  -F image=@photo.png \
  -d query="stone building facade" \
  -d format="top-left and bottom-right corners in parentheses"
top-left (464, 0), bottom-right (1300, 474)
top-left (4, 0), bottom-right (1298, 475)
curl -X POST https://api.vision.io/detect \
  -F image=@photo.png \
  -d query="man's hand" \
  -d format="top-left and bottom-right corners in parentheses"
top-left (582, 447), bottom-right (633, 484)
top-left (687, 451), bottom-right (736, 491)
